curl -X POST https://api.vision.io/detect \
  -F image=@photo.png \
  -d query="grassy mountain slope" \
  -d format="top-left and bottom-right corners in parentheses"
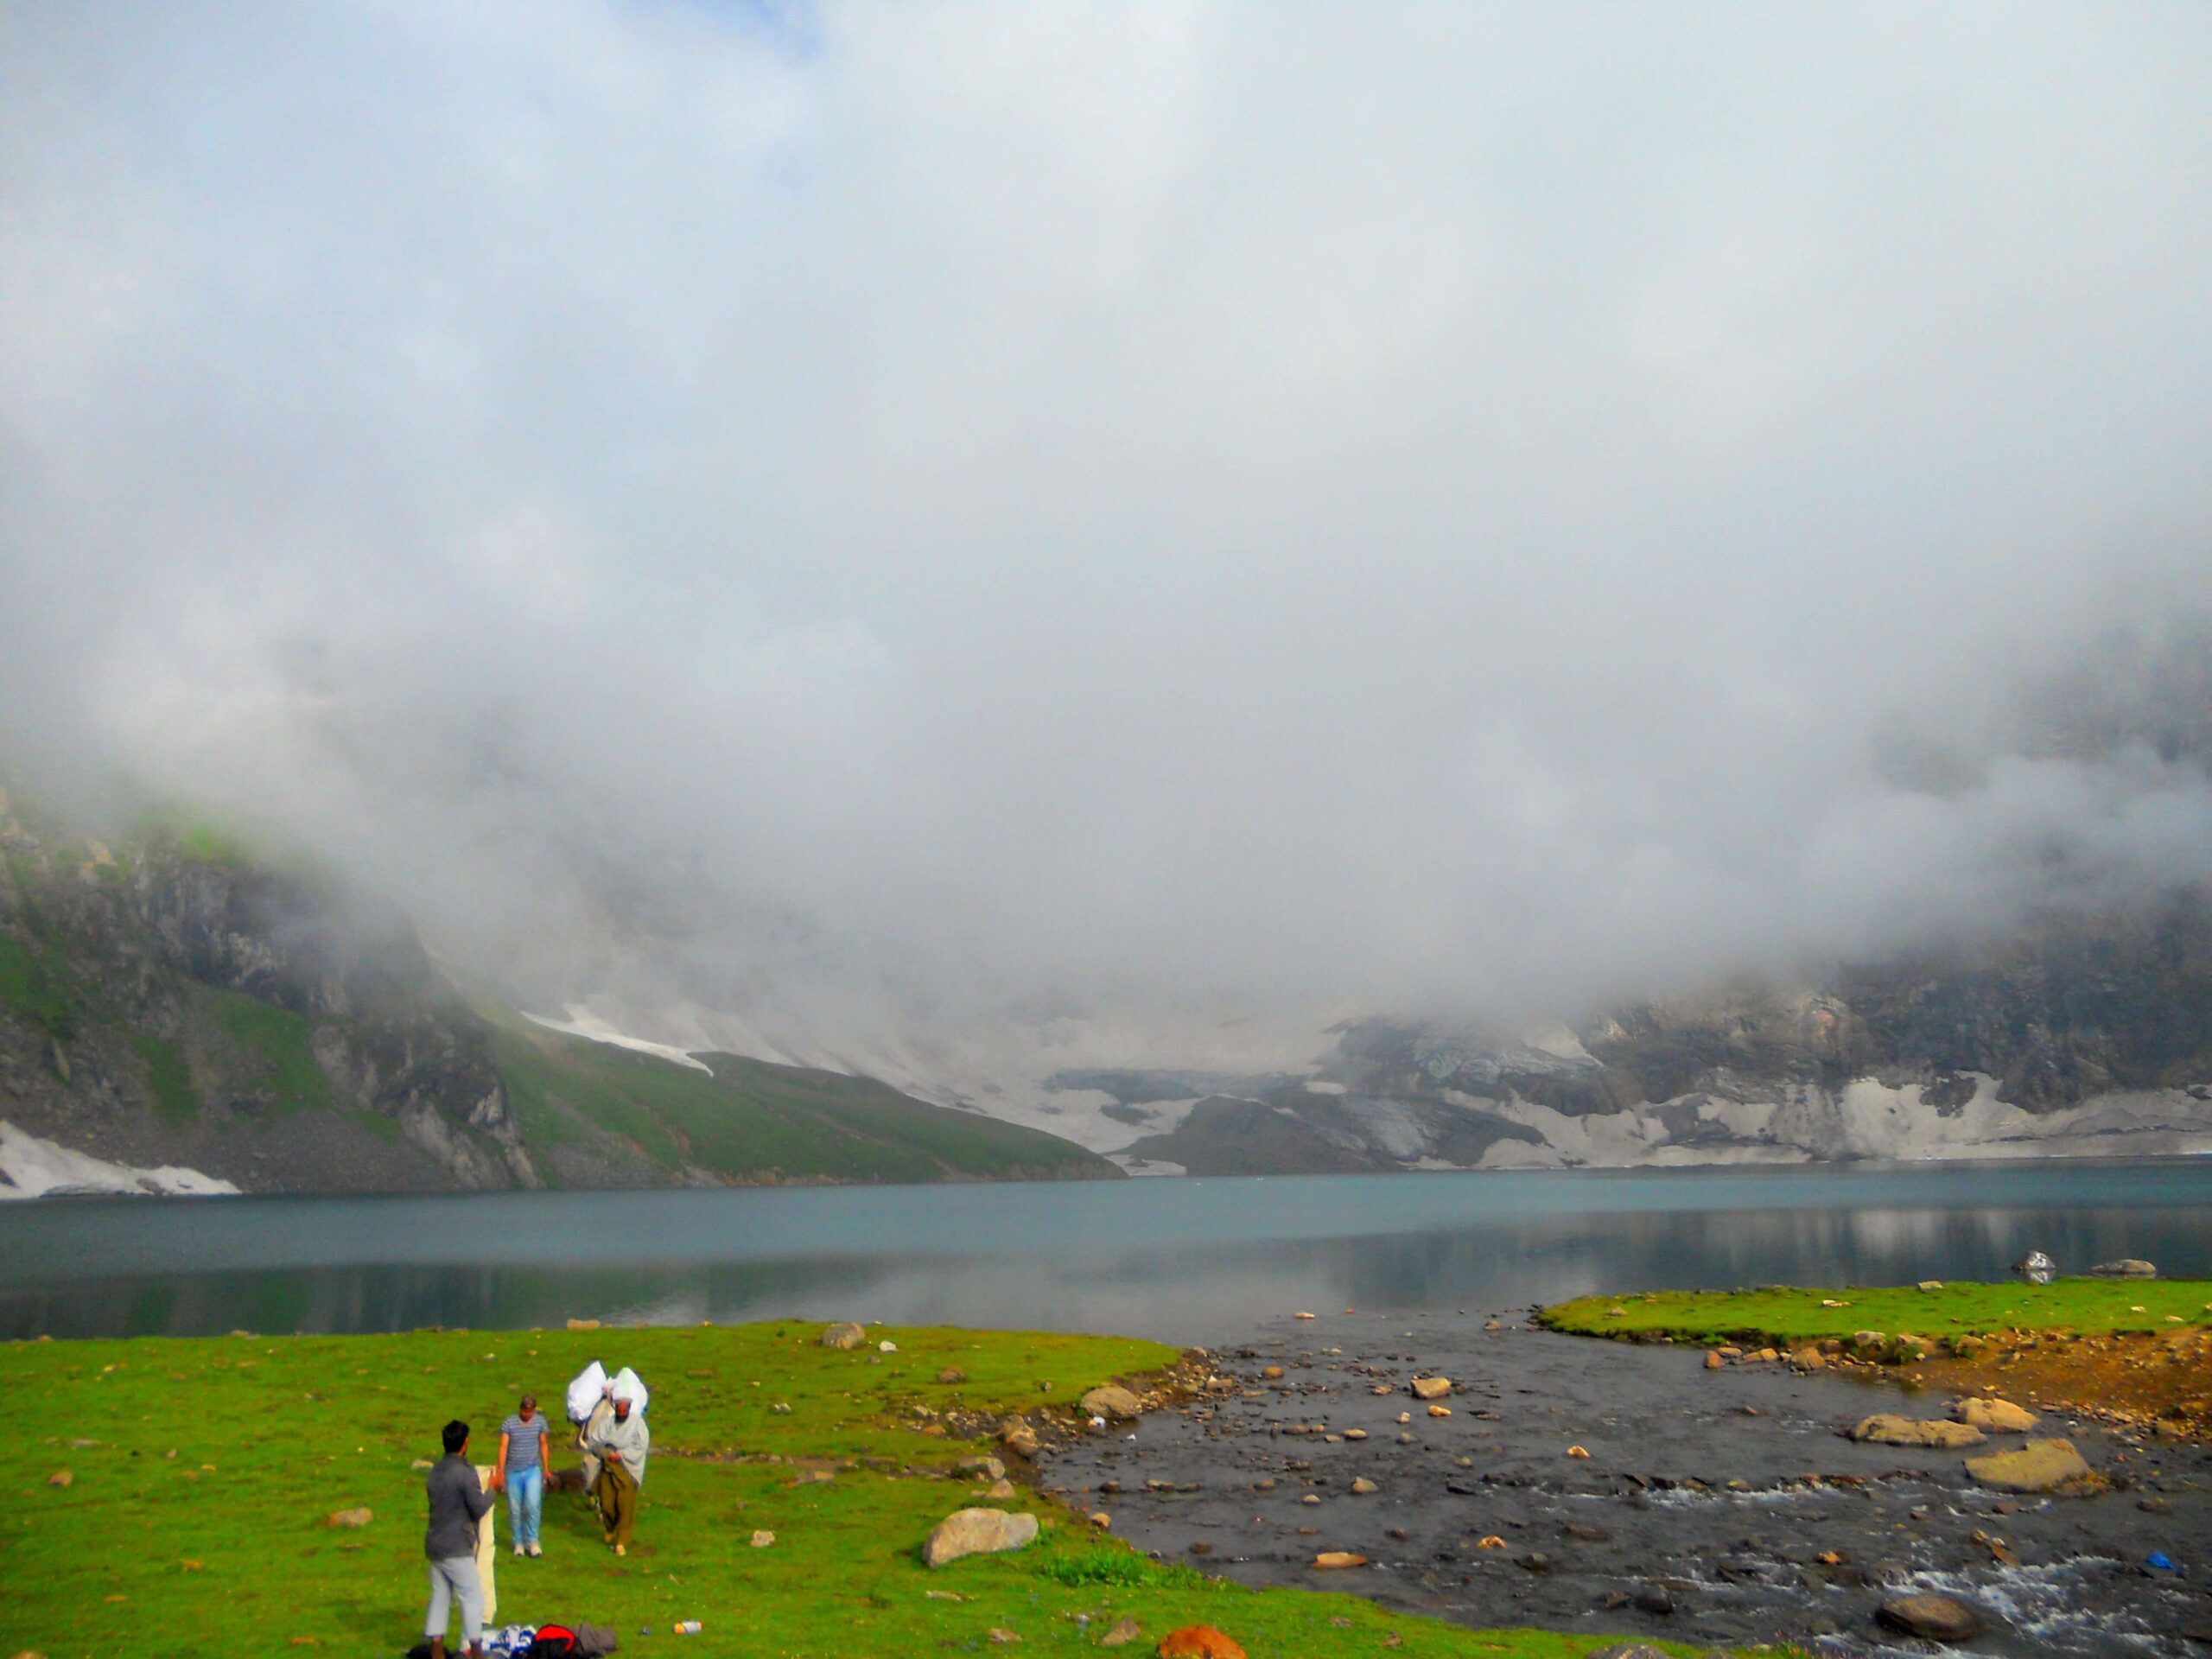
top-left (0, 786), bottom-right (1117, 1194)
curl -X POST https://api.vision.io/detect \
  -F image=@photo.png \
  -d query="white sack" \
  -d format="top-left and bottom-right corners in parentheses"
top-left (611, 1365), bottom-right (650, 1414)
top-left (565, 1359), bottom-right (608, 1424)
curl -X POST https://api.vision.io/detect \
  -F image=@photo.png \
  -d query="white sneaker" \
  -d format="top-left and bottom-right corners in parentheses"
top-left (528, 1542), bottom-right (543, 1558)
top-left (512, 1543), bottom-right (525, 1556)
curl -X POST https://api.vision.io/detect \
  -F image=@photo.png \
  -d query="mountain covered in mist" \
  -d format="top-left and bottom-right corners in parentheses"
top-left (0, 788), bottom-right (1120, 1197)
top-left (1073, 906), bottom-right (2212, 1173)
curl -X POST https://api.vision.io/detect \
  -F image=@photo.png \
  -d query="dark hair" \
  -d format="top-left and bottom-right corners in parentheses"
top-left (442, 1420), bottom-right (469, 1455)
top-left (519, 1394), bottom-right (537, 1410)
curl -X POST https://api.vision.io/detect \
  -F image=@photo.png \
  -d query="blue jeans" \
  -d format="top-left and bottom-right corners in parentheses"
top-left (505, 1464), bottom-right (543, 1548)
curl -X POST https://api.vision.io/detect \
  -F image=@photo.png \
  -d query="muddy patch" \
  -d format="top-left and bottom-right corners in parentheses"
top-left (1039, 1312), bottom-right (2212, 1656)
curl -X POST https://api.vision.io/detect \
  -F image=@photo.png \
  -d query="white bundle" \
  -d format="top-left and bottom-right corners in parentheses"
top-left (611, 1365), bottom-right (650, 1414)
top-left (564, 1359), bottom-right (608, 1424)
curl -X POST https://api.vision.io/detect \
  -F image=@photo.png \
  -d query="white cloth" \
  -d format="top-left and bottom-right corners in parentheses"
top-left (565, 1360), bottom-right (608, 1424)
top-left (611, 1365), bottom-right (650, 1414)
top-left (474, 1464), bottom-right (499, 1624)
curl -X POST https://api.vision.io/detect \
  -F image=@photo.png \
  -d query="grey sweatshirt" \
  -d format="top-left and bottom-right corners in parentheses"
top-left (424, 1452), bottom-right (493, 1560)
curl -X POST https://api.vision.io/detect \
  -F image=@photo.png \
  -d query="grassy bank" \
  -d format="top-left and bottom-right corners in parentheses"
top-left (3, 1321), bottom-right (1688, 1659)
top-left (1537, 1279), bottom-right (2212, 1348)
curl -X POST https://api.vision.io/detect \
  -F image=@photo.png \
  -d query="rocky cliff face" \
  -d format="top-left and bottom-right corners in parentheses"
top-left (0, 793), bottom-right (537, 1193)
top-left (1103, 897), bottom-right (2212, 1173)
top-left (0, 790), bottom-right (1125, 1196)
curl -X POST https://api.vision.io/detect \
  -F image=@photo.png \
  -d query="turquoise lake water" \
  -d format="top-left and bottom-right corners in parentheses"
top-left (2, 1159), bottom-right (2207, 1342)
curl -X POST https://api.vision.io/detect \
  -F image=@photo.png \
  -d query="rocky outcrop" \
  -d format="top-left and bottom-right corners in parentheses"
top-left (0, 801), bottom-right (537, 1196)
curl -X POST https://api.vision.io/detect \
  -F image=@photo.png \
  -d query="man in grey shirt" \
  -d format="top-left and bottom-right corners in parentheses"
top-left (423, 1419), bottom-right (493, 1659)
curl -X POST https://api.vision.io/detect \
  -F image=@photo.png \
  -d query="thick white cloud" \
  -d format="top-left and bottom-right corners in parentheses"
top-left (3, 1), bottom-right (2209, 1044)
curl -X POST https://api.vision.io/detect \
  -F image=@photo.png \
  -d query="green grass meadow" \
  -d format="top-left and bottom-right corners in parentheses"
top-left (0, 1321), bottom-right (1692, 1659)
top-left (1539, 1279), bottom-right (2212, 1346)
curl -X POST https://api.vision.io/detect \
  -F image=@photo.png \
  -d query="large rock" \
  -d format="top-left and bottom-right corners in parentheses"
top-left (2088, 1258), bottom-right (2158, 1279)
top-left (923, 1508), bottom-right (1039, 1568)
top-left (1081, 1385), bottom-right (1143, 1421)
top-left (820, 1322), bottom-right (867, 1350)
top-left (1410, 1376), bottom-right (1452, 1400)
top-left (1156, 1629), bottom-right (1246, 1659)
top-left (2013, 1251), bottom-right (2056, 1285)
top-left (1876, 1593), bottom-right (1983, 1641)
top-left (1966, 1439), bottom-right (2096, 1494)
top-left (1952, 1396), bottom-right (2039, 1433)
top-left (1848, 1414), bottom-right (1986, 1448)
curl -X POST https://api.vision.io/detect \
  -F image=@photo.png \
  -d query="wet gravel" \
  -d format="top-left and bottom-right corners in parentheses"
top-left (1039, 1310), bottom-right (2212, 1656)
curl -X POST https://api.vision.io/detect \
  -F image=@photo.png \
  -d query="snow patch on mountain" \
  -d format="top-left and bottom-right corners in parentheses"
top-left (0, 1121), bottom-right (239, 1199)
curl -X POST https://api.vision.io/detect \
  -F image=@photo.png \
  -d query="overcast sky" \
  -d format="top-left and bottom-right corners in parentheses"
top-left (3, 2), bottom-right (2209, 1044)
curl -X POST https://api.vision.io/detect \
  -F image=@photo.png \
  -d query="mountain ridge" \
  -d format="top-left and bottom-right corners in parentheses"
top-left (0, 787), bottom-right (1121, 1195)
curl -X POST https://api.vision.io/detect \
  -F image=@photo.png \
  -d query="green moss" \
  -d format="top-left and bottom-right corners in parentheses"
top-left (0, 1322), bottom-right (1717, 1659)
top-left (198, 987), bottom-right (334, 1112)
top-left (131, 1033), bottom-right (201, 1121)
top-left (0, 932), bottom-right (78, 1039)
top-left (1538, 1279), bottom-right (2212, 1345)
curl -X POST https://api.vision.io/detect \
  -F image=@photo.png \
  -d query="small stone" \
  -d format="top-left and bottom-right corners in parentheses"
top-left (1703, 1351), bottom-right (1723, 1370)
top-left (1567, 1445), bottom-right (1591, 1459)
top-left (1342, 1428), bottom-right (1367, 1440)
top-left (1918, 1280), bottom-right (1945, 1292)
top-left (1350, 1478), bottom-right (1378, 1495)
top-left (924, 1508), bottom-right (1039, 1567)
top-left (1586, 1645), bottom-right (1669, 1659)
top-left (1294, 1311), bottom-right (1317, 1320)
top-left (1312, 1551), bottom-right (1367, 1570)
top-left (1081, 1386), bottom-right (1143, 1421)
top-left (565, 1318), bottom-right (601, 1331)
top-left (1632, 1584), bottom-right (1675, 1617)
top-left (1848, 1414), bottom-right (1986, 1448)
top-left (1088, 1512), bottom-right (1110, 1529)
top-left (938, 1368), bottom-right (967, 1385)
top-left (324, 1507), bottom-right (372, 1528)
top-left (2087, 1259), bottom-right (2158, 1279)
top-left (986, 1478), bottom-right (1016, 1498)
top-left (1427, 1405), bottom-right (1451, 1418)
top-left (751, 1529), bottom-right (775, 1548)
top-left (1476, 1535), bottom-right (1507, 1550)
top-left (1410, 1376), bottom-right (1452, 1400)
top-left (1261, 1366), bottom-right (1284, 1380)
top-left (46, 1471), bottom-right (73, 1489)
top-left (1099, 1618), bottom-right (1141, 1648)
top-left (1876, 1593), bottom-right (1983, 1642)
top-left (1965, 1439), bottom-right (2096, 1495)
top-left (1952, 1397), bottom-right (2039, 1433)
top-left (1156, 1628), bottom-right (1244, 1659)
top-left (820, 1323), bottom-right (867, 1350)
top-left (879, 1339), bottom-right (899, 1352)
top-left (987, 1630), bottom-right (1020, 1644)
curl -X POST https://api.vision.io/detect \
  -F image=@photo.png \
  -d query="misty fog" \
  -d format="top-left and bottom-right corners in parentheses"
top-left (4, 2), bottom-right (2209, 1068)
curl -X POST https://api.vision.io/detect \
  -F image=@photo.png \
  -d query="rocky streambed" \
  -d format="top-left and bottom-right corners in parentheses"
top-left (1038, 1312), bottom-right (2212, 1656)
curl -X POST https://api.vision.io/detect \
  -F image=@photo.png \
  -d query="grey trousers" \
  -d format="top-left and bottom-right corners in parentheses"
top-left (425, 1554), bottom-right (484, 1643)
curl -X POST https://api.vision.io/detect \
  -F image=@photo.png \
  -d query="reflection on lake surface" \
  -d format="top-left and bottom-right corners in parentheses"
top-left (2, 1160), bottom-right (2207, 1344)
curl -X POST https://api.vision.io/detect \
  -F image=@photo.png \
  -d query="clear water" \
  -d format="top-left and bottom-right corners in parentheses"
top-left (2, 1160), bottom-right (2206, 1343)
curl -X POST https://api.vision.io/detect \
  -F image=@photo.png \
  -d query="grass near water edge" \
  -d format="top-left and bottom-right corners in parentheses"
top-left (0, 1320), bottom-right (1708, 1659)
